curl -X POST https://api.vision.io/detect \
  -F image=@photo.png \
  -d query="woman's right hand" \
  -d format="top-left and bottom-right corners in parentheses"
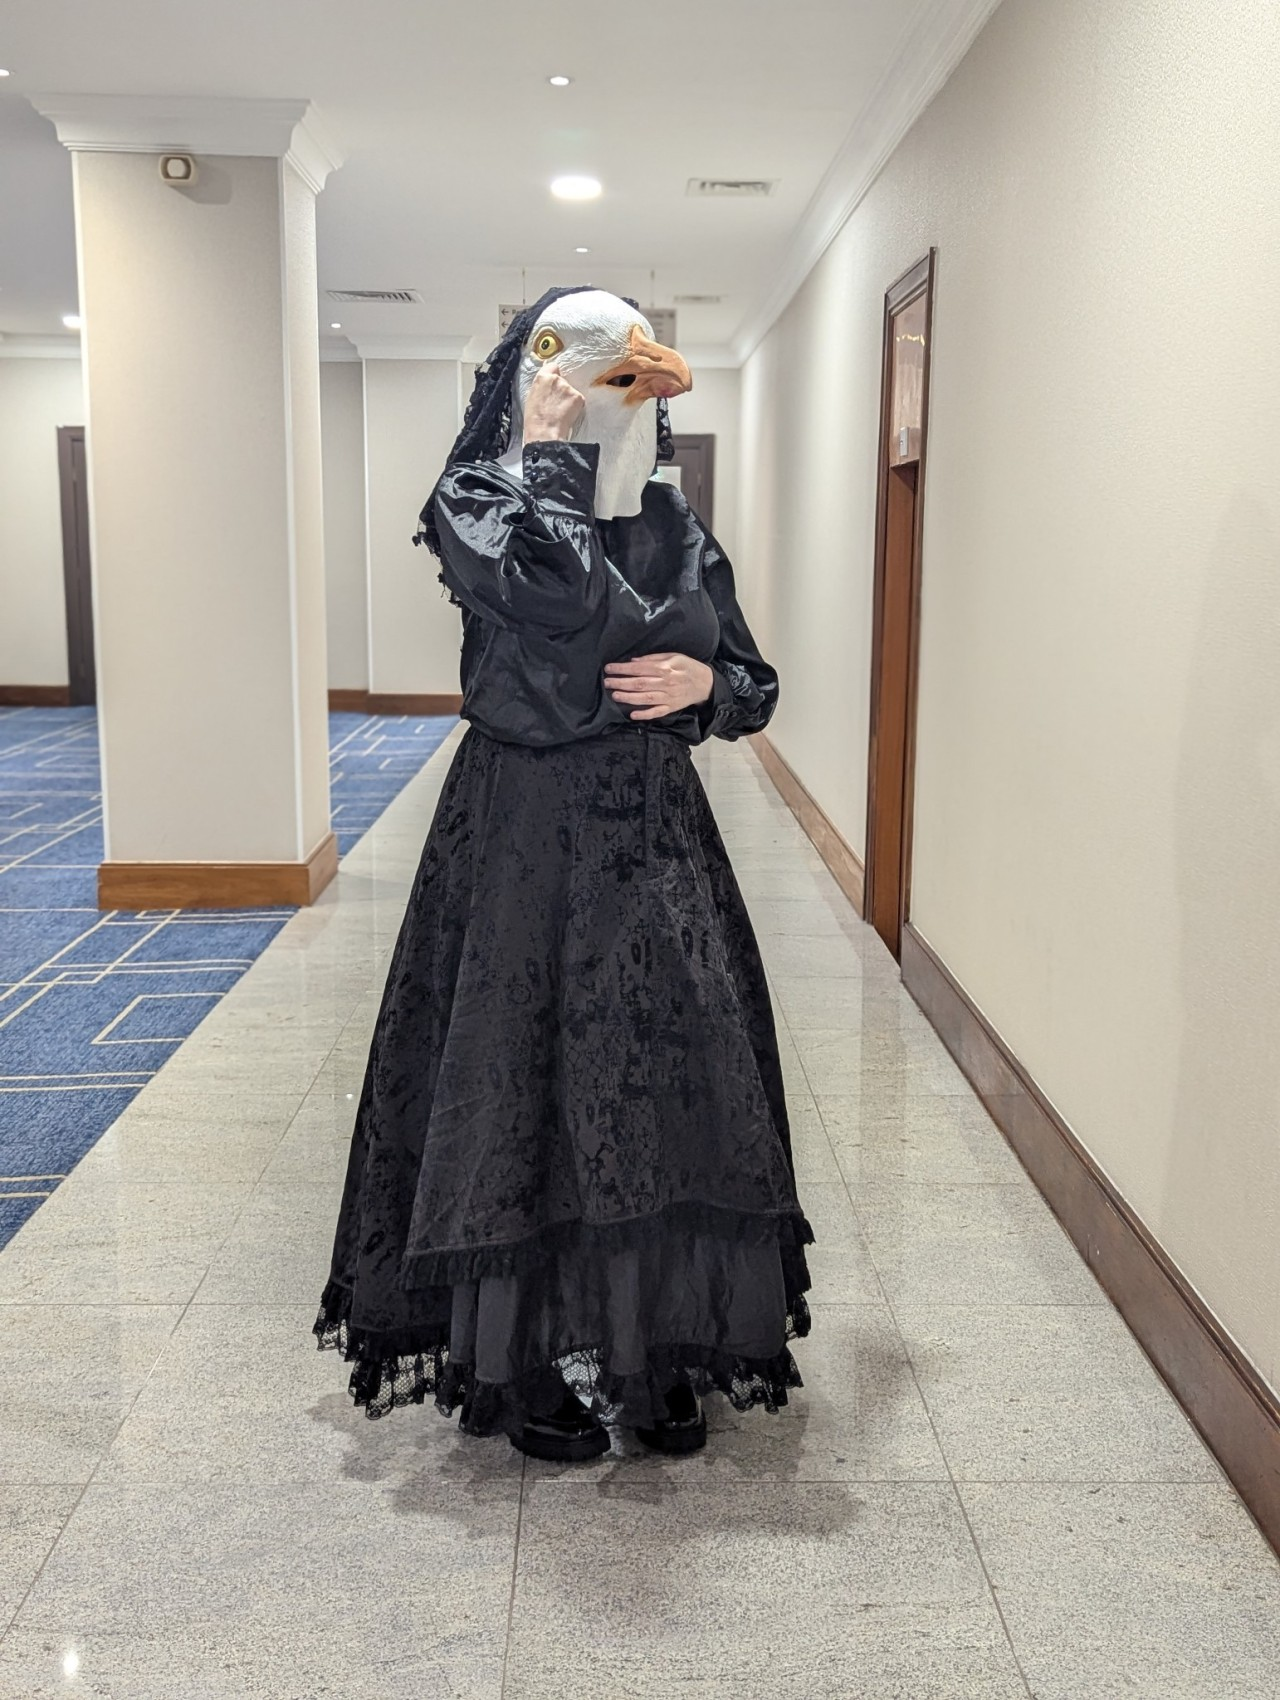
top-left (522, 364), bottom-right (586, 445)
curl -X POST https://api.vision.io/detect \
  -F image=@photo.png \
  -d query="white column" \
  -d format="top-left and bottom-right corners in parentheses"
top-left (356, 344), bottom-right (467, 706)
top-left (33, 95), bottom-right (342, 906)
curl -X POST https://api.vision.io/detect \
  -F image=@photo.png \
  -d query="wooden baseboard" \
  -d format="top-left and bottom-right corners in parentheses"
top-left (329, 688), bottom-right (462, 716)
top-left (98, 830), bottom-right (339, 911)
top-left (749, 731), bottom-right (864, 916)
top-left (0, 684), bottom-right (73, 707)
top-left (900, 921), bottom-right (1280, 1558)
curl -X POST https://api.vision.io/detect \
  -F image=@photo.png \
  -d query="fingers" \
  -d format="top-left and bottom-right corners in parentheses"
top-left (603, 654), bottom-right (676, 676)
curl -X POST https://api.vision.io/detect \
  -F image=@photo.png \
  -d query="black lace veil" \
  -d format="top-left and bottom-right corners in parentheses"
top-left (414, 283), bottom-right (676, 559)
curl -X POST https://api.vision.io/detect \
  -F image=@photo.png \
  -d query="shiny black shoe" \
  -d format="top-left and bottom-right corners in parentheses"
top-left (510, 1391), bottom-right (612, 1464)
top-left (634, 1383), bottom-right (708, 1454)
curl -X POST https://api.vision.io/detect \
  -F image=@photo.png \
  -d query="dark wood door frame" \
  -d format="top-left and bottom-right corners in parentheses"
top-left (57, 425), bottom-right (97, 707)
top-left (864, 250), bottom-right (937, 958)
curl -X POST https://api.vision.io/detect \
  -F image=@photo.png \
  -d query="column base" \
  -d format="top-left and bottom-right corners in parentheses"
top-left (98, 831), bottom-right (338, 911)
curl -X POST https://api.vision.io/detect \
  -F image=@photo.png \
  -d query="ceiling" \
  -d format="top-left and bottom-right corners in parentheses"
top-left (0, 0), bottom-right (988, 363)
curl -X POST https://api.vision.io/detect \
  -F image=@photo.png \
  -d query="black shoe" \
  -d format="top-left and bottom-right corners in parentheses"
top-left (510, 1391), bottom-right (611, 1464)
top-left (635, 1383), bottom-right (708, 1454)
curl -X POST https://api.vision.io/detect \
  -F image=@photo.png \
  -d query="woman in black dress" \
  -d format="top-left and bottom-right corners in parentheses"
top-left (314, 285), bottom-right (814, 1462)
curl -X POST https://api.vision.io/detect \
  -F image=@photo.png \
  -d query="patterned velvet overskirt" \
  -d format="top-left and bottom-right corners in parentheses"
top-left (313, 722), bottom-right (813, 1436)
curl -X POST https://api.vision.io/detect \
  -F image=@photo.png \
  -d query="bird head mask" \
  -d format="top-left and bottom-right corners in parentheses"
top-left (414, 283), bottom-right (691, 556)
top-left (500, 289), bottom-right (692, 519)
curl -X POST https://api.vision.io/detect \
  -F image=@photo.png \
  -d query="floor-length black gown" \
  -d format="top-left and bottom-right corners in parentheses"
top-left (313, 440), bottom-right (814, 1436)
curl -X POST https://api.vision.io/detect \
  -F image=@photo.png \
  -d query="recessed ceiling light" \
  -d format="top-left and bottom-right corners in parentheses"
top-left (330, 321), bottom-right (342, 329)
top-left (548, 75), bottom-right (572, 87)
top-left (0, 70), bottom-right (11, 79)
top-left (574, 246), bottom-right (589, 254)
top-left (551, 175), bottom-right (601, 201)
top-left (62, 313), bottom-right (82, 330)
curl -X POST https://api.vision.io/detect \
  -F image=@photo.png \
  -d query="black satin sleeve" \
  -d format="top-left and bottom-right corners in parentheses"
top-left (433, 442), bottom-right (607, 633)
top-left (692, 521), bottom-right (780, 743)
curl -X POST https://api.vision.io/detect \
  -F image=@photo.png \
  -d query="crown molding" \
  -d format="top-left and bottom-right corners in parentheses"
top-left (319, 343), bottom-right (362, 363)
top-left (28, 94), bottom-right (344, 190)
top-left (731, 0), bottom-right (1002, 364)
top-left (0, 333), bottom-right (83, 359)
top-left (354, 336), bottom-right (472, 362)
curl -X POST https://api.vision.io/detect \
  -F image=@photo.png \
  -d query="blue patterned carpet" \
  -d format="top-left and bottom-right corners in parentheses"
top-left (0, 706), bottom-right (454, 1246)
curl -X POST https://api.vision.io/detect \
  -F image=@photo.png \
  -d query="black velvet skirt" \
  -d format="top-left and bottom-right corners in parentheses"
top-left (313, 722), bottom-right (814, 1437)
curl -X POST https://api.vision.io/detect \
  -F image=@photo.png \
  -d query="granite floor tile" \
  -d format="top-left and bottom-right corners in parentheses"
top-left (823, 1091), bottom-right (1029, 1185)
top-left (0, 1306), bottom-right (182, 1483)
top-left (97, 1303), bottom-right (518, 1486)
top-left (192, 1180), bottom-right (340, 1304)
top-left (960, 1481), bottom-right (1280, 1700)
top-left (0, 1488), bottom-right (81, 1636)
top-left (0, 1181), bottom-right (252, 1305)
top-left (792, 1027), bottom-right (972, 1096)
top-left (2, 1476), bottom-right (519, 1699)
top-left (851, 1181), bottom-right (1104, 1306)
top-left (505, 1479), bottom-right (1026, 1699)
top-left (784, 1093), bottom-right (843, 1181)
top-left (896, 1304), bottom-right (1222, 1482)
top-left (795, 1181), bottom-right (884, 1304)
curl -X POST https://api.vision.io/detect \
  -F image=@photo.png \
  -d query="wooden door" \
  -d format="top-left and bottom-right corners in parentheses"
top-left (865, 252), bottom-right (936, 959)
top-left (57, 426), bottom-right (97, 706)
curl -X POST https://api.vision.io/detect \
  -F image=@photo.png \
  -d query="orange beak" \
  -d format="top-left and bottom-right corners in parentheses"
top-left (594, 323), bottom-right (693, 404)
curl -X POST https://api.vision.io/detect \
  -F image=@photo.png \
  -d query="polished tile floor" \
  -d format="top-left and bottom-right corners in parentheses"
top-left (2, 724), bottom-right (1278, 1698)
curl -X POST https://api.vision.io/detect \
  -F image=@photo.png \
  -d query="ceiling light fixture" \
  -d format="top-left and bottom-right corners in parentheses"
top-left (330, 321), bottom-right (342, 329)
top-left (0, 70), bottom-right (10, 79)
top-left (551, 175), bottom-right (601, 201)
top-left (574, 246), bottom-right (589, 254)
top-left (62, 313), bottom-right (82, 330)
top-left (548, 74), bottom-right (572, 87)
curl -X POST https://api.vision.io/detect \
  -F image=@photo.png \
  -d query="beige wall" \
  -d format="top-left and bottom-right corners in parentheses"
top-left (363, 358), bottom-right (463, 696)
top-left (737, 0), bottom-right (1280, 1394)
top-left (319, 361), bottom-right (368, 691)
top-left (0, 357), bottom-right (84, 685)
top-left (666, 365), bottom-right (741, 567)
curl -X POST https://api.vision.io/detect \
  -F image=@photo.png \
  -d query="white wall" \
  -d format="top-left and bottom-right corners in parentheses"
top-left (737, 0), bottom-right (1280, 1393)
top-left (363, 358), bottom-right (463, 696)
top-left (0, 356), bottom-right (84, 685)
top-left (319, 361), bottom-right (367, 691)
top-left (666, 365), bottom-right (741, 566)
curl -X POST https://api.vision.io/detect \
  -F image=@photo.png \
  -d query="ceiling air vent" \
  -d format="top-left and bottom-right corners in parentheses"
top-left (326, 289), bottom-right (423, 305)
top-left (674, 293), bottom-right (724, 305)
top-left (686, 178), bottom-right (776, 198)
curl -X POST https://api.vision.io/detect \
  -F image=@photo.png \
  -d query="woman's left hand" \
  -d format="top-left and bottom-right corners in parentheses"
top-left (603, 653), bottom-right (715, 720)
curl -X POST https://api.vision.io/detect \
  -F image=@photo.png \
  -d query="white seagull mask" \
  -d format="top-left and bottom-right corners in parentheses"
top-left (499, 289), bottom-right (693, 520)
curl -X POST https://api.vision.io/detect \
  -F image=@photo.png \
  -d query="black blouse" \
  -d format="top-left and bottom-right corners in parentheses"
top-left (431, 441), bottom-right (779, 748)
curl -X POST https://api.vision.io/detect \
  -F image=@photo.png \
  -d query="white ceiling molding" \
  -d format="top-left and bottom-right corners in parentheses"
top-left (354, 336), bottom-right (473, 361)
top-left (0, 333), bottom-right (82, 359)
top-left (27, 94), bottom-right (344, 191)
top-left (319, 344), bottom-right (361, 364)
top-left (731, 0), bottom-right (1003, 364)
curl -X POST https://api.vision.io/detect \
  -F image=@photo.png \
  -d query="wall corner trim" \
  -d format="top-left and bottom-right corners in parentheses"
top-left (899, 920), bottom-right (1280, 1558)
top-left (731, 0), bottom-right (1002, 365)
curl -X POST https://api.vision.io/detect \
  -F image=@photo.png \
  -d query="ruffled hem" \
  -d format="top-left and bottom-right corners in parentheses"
top-left (399, 1199), bottom-right (814, 1288)
top-left (314, 1274), bottom-right (810, 1435)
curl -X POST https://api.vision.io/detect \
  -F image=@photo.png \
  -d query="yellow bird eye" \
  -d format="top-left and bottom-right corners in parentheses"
top-left (531, 329), bottom-right (564, 360)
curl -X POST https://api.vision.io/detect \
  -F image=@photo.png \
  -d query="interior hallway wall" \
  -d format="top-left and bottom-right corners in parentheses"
top-left (666, 365), bottom-right (741, 565)
top-left (0, 356), bottom-right (84, 686)
top-left (736, 0), bottom-right (1280, 1394)
top-left (362, 358), bottom-right (462, 696)
top-left (319, 360), bottom-right (368, 691)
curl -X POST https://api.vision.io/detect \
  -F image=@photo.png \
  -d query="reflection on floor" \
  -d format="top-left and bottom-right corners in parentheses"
top-left (0, 707), bottom-right (455, 1246)
top-left (1, 723), bottom-right (1277, 1698)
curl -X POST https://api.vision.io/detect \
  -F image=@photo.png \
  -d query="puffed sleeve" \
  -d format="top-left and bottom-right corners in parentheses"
top-left (692, 521), bottom-right (779, 741)
top-left (431, 442), bottom-right (608, 633)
